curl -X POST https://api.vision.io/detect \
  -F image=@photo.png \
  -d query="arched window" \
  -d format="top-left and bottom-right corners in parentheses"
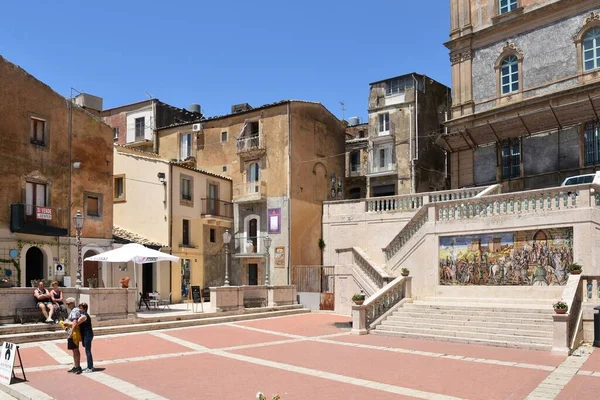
top-left (583, 27), bottom-right (600, 72)
top-left (247, 162), bottom-right (260, 183)
top-left (501, 55), bottom-right (519, 95)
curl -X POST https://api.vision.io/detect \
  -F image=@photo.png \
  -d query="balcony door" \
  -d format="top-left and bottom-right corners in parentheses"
top-left (373, 143), bottom-right (393, 173)
top-left (248, 218), bottom-right (258, 253)
top-left (208, 183), bottom-right (219, 215)
top-left (25, 182), bottom-right (47, 220)
top-left (247, 162), bottom-right (260, 193)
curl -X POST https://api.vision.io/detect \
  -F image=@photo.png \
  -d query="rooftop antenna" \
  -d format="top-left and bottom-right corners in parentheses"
top-left (339, 101), bottom-right (346, 121)
top-left (145, 92), bottom-right (153, 99)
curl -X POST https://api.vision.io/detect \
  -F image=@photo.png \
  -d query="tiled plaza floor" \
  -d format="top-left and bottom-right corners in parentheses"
top-left (1, 312), bottom-right (597, 399)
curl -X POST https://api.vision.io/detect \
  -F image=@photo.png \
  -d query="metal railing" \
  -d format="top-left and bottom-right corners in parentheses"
top-left (349, 164), bottom-right (363, 177)
top-left (10, 203), bottom-right (68, 236)
top-left (233, 235), bottom-right (270, 255)
top-left (201, 198), bottom-right (233, 219)
top-left (291, 265), bottom-right (334, 293)
top-left (233, 181), bottom-right (267, 201)
top-left (237, 132), bottom-right (265, 154)
top-left (368, 163), bottom-right (396, 175)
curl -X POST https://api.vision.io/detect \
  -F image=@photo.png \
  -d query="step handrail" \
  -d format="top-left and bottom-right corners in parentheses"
top-left (352, 247), bottom-right (393, 289)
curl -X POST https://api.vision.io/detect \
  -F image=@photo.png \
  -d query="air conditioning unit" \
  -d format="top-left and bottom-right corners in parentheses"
top-left (192, 123), bottom-right (202, 131)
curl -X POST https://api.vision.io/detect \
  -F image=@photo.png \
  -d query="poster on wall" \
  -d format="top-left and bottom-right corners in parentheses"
top-left (439, 227), bottom-right (573, 286)
top-left (268, 208), bottom-right (281, 234)
top-left (274, 246), bottom-right (285, 267)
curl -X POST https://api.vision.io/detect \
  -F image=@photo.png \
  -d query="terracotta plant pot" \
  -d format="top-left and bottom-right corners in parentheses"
top-left (570, 270), bottom-right (582, 275)
top-left (554, 308), bottom-right (567, 314)
top-left (353, 300), bottom-right (364, 306)
top-left (401, 273), bottom-right (409, 277)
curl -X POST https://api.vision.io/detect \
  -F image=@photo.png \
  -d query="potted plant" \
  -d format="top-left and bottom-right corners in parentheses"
top-left (568, 263), bottom-right (582, 275)
top-left (553, 301), bottom-right (568, 314)
top-left (401, 268), bottom-right (410, 277)
top-left (0, 278), bottom-right (12, 288)
top-left (120, 276), bottom-right (130, 289)
top-left (352, 292), bottom-right (365, 305)
top-left (87, 278), bottom-right (98, 288)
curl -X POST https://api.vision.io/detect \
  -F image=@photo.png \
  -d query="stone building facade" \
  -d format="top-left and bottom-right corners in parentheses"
top-left (349, 74), bottom-right (450, 199)
top-left (0, 55), bottom-right (114, 288)
top-left (157, 101), bottom-right (346, 287)
top-left (445, 0), bottom-right (600, 191)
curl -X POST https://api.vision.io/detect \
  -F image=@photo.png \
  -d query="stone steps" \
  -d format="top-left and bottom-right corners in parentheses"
top-left (0, 306), bottom-right (309, 344)
top-left (371, 299), bottom-right (555, 351)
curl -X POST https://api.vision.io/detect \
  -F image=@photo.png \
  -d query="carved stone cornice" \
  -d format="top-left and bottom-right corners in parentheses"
top-left (585, 11), bottom-right (600, 24)
top-left (450, 50), bottom-right (473, 65)
top-left (501, 42), bottom-right (523, 57)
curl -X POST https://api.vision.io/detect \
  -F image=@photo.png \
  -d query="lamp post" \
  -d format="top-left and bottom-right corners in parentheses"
top-left (223, 230), bottom-right (231, 286)
top-left (73, 210), bottom-right (85, 288)
top-left (264, 235), bottom-right (272, 286)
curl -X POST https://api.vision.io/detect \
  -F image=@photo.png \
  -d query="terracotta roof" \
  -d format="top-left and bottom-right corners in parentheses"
top-left (112, 226), bottom-right (167, 248)
top-left (114, 144), bottom-right (163, 159)
top-left (171, 162), bottom-right (232, 181)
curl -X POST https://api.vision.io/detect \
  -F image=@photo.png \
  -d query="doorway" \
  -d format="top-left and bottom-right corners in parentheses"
top-left (83, 250), bottom-right (99, 287)
top-left (142, 263), bottom-right (154, 295)
top-left (248, 263), bottom-right (258, 285)
top-left (25, 247), bottom-right (44, 287)
top-left (248, 218), bottom-right (258, 252)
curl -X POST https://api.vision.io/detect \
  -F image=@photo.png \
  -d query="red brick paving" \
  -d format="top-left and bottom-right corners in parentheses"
top-left (331, 334), bottom-right (566, 367)
top-left (24, 369), bottom-right (131, 400)
top-left (57, 333), bottom-right (191, 363)
top-left (581, 349), bottom-right (600, 372)
top-left (165, 324), bottom-right (288, 348)
top-left (233, 340), bottom-right (549, 400)
top-left (104, 352), bottom-right (416, 400)
top-left (18, 346), bottom-right (60, 368)
top-left (557, 375), bottom-right (600, 399)
top-left (236, 313), bottom-right (352, 337)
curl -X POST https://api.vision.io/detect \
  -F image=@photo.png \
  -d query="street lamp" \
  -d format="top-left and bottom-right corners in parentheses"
top-left (264, 235), bottom-right (272, 286)
top-left (223, 230), bottom-right (231, 286)
top-left (73, 210), bottom-right (85, 288)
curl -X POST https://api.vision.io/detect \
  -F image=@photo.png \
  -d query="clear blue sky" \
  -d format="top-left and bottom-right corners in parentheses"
top-left (0, 1), bottom-right (451, 122)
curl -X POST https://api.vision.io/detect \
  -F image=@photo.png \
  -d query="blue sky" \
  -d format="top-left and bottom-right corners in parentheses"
top-left (0, 1), bottom-right (451, 122)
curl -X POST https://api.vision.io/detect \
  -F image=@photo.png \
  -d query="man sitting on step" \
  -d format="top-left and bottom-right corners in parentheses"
top-left (33, 281), bottom-right (55, 323)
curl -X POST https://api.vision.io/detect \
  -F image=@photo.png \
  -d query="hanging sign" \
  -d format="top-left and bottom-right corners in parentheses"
top-left (36, 207), bottom-right (52, 220)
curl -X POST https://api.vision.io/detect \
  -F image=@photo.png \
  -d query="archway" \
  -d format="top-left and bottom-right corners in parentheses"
top-left (83, 250), bottom-right (99, 287)
top-left (25, 247), bottom-right (44, 287)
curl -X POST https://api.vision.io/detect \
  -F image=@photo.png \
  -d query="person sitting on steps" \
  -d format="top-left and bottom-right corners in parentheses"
top-left (50, 281), bottom-right (66, 321)
top-left (33, 281), bottom-right (54, 323)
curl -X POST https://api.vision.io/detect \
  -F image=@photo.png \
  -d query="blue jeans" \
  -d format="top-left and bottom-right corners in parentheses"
top-left (82, 332), bottom-right (94, 369)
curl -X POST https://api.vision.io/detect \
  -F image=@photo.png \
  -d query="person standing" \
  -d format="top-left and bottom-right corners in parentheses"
top-left (62, 297), bottom-right (82, 374)
top-left (33, 281), bottom-right (54, 323)
top-left (75, 303), bottom-right (94, 373)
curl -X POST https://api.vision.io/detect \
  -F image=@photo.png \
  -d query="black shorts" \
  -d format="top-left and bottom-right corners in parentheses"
top-left (67, 337), bottom-right (78, 350)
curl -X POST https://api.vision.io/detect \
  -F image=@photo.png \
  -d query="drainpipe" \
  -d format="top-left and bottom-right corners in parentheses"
top-left (408, 104), bottom-right (413, 193)
top-left (152, 100), bottom-right (158, 154)
top-left (286, 102), bottom-right (292, 284)
top-left (411, 75), bottom-right (419, 194)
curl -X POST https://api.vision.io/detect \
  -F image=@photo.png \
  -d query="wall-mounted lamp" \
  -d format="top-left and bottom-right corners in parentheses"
top-left (72, 162), bottom-right (81, 169)
top-left (157, 172), bottom-right (166, 183)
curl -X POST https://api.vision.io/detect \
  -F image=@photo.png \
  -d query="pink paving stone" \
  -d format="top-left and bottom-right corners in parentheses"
top-left (104, 352), bottom-right (418, 400)
top-left (18, 346), bottom-right (60, 368)
top-left (56, 333), bottom-right (191, 362)
top-left (23, 369), bottom-right (131, 400)
top-left (581, 349), bottom-right (600, 372)
top-left (233, 340), bottom-right (550, 400)
top-left (235, 313), bottom-right (352, 337)
top-left (165, 324), bottom-right (289, 348)
top-left (556, 375), bottom-right (600, 400)
top-left (331, 334), bottom-right (566, 367)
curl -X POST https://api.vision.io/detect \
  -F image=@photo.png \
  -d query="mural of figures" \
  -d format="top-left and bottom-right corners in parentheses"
top-left (439, 228), bottom-right (573, 286)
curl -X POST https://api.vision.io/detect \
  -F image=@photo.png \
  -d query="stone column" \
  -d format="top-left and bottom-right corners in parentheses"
top-left (551, 314), bottom-right (570, 356)
top-left (351, 305), bottom-right (368, 335)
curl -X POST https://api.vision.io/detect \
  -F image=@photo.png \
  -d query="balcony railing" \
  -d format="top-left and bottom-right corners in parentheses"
top-left (201, 198), bottom-right (233, 219)
top-left (233, 181), bottom-right (267, 203)
top-left (10, 204), bottom-right (68, 237)
top-left (349, 163), bottom-right (363, 177)
top-left (232, 235), bottom-right (270, 256)
top-left (368, 163), bottom-right (396, 175)
top-left (237, 132), bottom-right (266, 156)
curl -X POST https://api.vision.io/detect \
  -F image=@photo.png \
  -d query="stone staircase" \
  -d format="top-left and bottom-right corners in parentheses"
top-left (371, 300), bottom-right (554, 351)
top-left (0, 305), bottom-right (309, 344)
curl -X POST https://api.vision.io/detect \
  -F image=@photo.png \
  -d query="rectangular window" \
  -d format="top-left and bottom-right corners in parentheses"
top-left (86, 195), bottom-right (100, 217)
top-left (135, 117), bottom-right (145, 140)
top-left (350, 152), bottom-right (360, 173)
top-left (113, 175), bottom-right (125, 201)
top-left (113, 127), bottom-right (119, 141)
top-left (182, 219), bottom-right (190, 246)
top-left (385, 76), bottom-right (415, 96)
top-left (501, 140), bottom-right (521, 179)
top-left (250, 121), bottom-right (259, 135)
top-left (499, 0), bottom-right (517, 14)
top-left (30, 118), bottom-right (46, 145)
top-left (210, 228), bottom-right (216, 243)
top-left (180, 133), bottom-right (192, 160)
top-left (221, 131), bottom-right (228, 142)
top-left (181, 176), bottom-right (192, 201)
top-left (585, 121), bottom-right (600, 165)
top-left (25, 181), bottom-right (47, 217)
top-left (379, 149), bottom-right (386, 168)
top-left (208, 183), bottom-right (219, 215)
top-left (378, 113), bottom-right (390, 134)
top-left (222, 165), bottom-right (227, 172)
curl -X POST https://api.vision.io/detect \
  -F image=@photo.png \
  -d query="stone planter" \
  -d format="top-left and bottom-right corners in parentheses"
top-left (353, 300), bottom-right (364, 306)
top-left (401, 272), bottom-right (409, 277)
top-left (554, 308), bottom-right (567, 315)
top-left (0, 282), bottom-right (12, 288)
top-left (569, 270), bottom-right (582, 275)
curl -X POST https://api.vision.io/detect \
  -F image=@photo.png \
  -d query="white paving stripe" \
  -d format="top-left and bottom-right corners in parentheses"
top-left (149, 331), bottom-right (210, 351)
top-left (83, 372), bottom-right (168, 400)
top-left (526, 345), bottom-right (594, 400)
top-left (225, 322), bottom-right (307, 339)
top-left (39, 342), bottom-right (72, 365)
top-left (210, 348), bottom-right (466, 400)
top-left (0, 382), bottom-right (52, 400)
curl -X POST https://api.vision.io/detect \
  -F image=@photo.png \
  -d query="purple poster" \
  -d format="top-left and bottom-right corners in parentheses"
top-left (268, 208), bottom-right (281, 234)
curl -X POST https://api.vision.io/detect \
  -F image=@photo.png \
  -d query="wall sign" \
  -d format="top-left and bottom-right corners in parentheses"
top-left (274, 246), bottom-right (285, 267)
top-left (0, 342), bottom-right (17, 385)
top-left (268, 208), bottom-right (281, 234)
top-left (36, 206), bottom-right (52, 220)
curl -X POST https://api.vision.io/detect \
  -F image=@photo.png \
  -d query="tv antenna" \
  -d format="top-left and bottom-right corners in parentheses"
top-left (339, 101), bottom-right (346, 121)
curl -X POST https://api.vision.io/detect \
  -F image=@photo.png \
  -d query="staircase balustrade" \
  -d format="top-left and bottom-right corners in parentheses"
top-left (352, 247), bottom-right (392, 289)
top-left (384, 207), bottom-right (429, 261)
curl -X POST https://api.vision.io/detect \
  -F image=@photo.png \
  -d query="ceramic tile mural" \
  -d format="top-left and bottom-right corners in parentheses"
top-left (439, 228), bottom-right (573, 286)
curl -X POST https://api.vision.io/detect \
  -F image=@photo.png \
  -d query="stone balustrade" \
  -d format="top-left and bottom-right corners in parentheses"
top-left (384, 207), bottom-right (429, 261)
top-left (351, 276), bottom-right (411, 335)
top-left (352, 247), bottom-right (392, 289)
top-left (365, 195), bottom-right (424, 213)
top-left (210, 285), bottom-right (297, 312)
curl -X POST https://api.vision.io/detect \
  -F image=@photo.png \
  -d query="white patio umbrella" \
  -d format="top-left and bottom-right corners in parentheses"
top-left (84, 243), bottom-right (179, 289)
